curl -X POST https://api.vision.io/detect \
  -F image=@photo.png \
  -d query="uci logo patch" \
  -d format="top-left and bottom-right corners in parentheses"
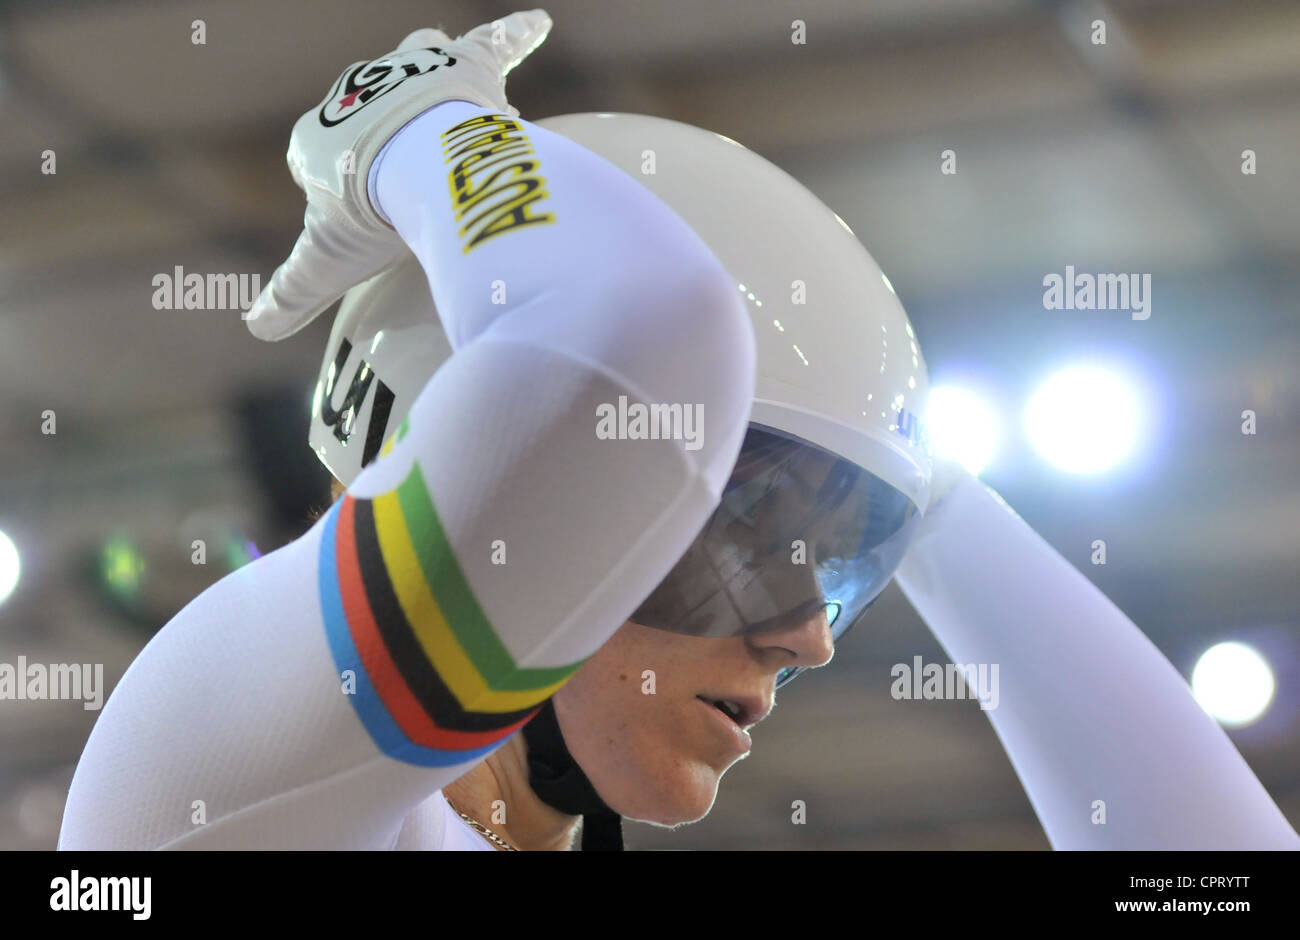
top-left (318, 47), bottom-right (456, 127)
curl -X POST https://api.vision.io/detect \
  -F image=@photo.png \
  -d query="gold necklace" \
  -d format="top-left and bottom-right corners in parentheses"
top-left (446, 797), bottom-right (519, 851)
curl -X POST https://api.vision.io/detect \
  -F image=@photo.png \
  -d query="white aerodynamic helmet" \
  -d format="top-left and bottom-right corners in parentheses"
top-left (311, 112), bottom-right (933, 686)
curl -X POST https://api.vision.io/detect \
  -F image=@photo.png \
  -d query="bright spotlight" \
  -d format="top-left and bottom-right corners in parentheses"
top-left (0, 529), bottom-right (19, 605)
top-left (926, 385), bottom-right (1000, 475)
top-left (1025, 364), bottom-right (1143, 474)
top-left (1192, 642), bottom-right (1275, 727)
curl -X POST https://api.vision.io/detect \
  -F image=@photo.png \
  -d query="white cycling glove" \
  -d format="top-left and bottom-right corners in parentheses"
top-left (244, 10), bottom-right (553, 342)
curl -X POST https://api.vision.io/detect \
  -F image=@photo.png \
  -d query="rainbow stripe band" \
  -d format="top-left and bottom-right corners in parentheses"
top-left (319, 459), bottom-right (583, 767)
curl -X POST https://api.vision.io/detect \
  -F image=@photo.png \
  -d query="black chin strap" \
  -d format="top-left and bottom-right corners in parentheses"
top-left (521, 700), bottom-right (624, 851)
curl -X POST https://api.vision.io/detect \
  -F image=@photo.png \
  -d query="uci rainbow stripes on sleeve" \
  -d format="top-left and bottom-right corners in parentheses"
top-left (317, 453), bottom-right (583, 767)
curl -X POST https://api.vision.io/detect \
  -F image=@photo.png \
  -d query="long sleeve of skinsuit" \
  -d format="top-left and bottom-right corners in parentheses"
top-left (58, 101), bottom-right (756, 849)
top-left (895, 472), bottom-right (1300, 849)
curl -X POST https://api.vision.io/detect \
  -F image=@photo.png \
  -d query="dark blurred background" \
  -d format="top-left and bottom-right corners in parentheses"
top-left (0, 0), bottom-right (1296, 849)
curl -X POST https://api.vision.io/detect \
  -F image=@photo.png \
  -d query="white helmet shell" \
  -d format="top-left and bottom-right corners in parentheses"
top-left (310, 112), bottom-right (933, 510)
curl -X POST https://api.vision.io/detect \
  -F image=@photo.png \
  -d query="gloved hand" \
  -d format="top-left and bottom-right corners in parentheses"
top-left (245, 10), bottom-right (553, 342)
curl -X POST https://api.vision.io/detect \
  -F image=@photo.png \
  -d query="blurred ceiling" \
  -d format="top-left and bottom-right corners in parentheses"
top-left (0, 0), bottom-right (1296, 850)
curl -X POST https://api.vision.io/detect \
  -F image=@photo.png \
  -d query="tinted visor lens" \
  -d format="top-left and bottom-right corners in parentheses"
top-left (631, 425), bottom-right (921, 686)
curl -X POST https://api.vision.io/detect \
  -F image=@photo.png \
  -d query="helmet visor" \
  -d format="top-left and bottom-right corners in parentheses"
top-left (631, 424), bottom-right (922, 687)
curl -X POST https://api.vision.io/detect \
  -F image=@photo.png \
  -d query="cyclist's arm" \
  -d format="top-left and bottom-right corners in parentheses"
top-left (58, 102), bottom-right (754, 849)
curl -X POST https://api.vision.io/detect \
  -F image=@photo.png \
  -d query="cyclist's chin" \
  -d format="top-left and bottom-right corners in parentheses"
top-left (549, 620), bottom-right (748, 827)
top-left (606, 756), bottom-right (725, 828)
top-left (562, 698), bottom-right (750, 826)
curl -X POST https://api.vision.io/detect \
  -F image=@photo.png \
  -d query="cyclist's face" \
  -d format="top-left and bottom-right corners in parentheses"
top-left (550, 609), bottom-right (833, 827)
